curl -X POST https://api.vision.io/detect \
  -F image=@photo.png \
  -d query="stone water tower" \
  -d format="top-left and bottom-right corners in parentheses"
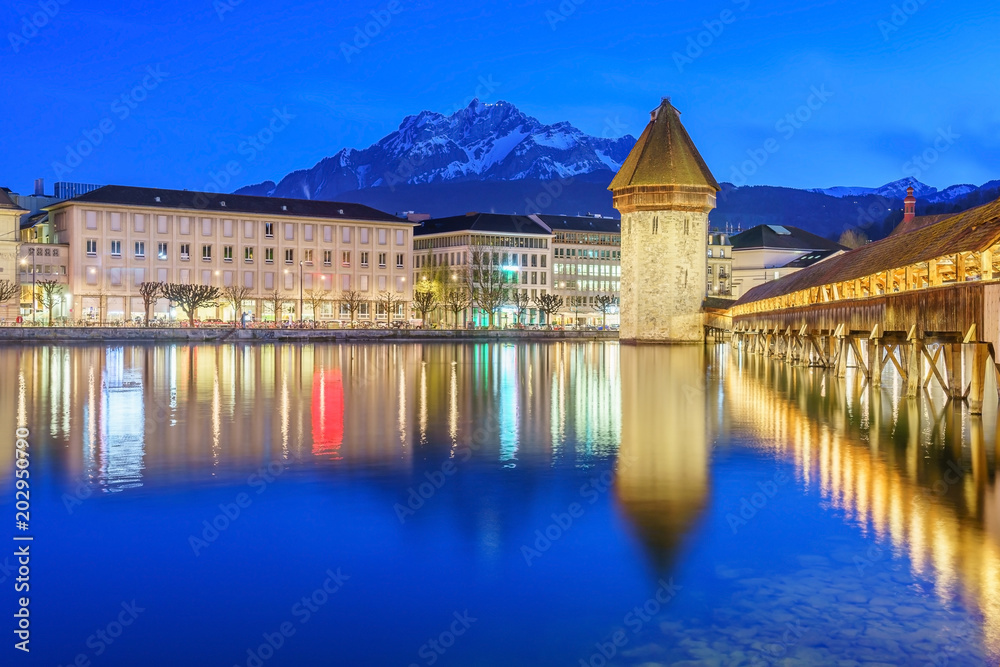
top-left (610, 98), bottom-right (720, 344)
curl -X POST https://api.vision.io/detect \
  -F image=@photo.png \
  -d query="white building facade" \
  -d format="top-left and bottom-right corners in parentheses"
top-left (45, 186), bottom-right (415, 323)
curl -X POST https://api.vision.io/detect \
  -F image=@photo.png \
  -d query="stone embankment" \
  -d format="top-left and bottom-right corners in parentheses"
top-left (0, 327), bottom-right (618, 344)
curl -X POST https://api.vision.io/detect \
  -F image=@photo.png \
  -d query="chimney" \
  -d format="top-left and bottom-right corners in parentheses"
top-left (34, 178), bottom-right (44, 196)
top-left (903, 186), bottom-right (916, 224)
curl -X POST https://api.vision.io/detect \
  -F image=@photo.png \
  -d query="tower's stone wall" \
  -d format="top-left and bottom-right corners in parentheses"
top-left (619, 208), bottom-right (708, 343)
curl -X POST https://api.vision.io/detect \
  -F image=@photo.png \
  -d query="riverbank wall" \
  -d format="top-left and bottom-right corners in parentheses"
top-left (0, 327), bottom-right (618, 344)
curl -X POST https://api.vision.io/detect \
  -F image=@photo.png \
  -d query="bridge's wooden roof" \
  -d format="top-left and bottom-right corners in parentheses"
top-left (735, 196), bottom-right (1000, 306)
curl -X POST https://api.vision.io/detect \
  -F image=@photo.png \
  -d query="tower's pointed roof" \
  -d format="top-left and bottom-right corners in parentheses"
top-left (609, 98), bottom-right (719, 191)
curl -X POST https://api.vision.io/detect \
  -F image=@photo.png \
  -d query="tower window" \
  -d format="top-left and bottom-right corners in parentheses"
top-left (684, 216), bottom-right (690, 235)
top-left (652, 217), bottom-right (659, 234)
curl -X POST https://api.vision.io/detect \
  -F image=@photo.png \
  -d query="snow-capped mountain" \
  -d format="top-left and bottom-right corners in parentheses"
top-left (236, 99), bottom-right (636, 200)
top-left (810, 177), bottom-right (987, 204)
top-left (810, 177), bottom-right (938, 200)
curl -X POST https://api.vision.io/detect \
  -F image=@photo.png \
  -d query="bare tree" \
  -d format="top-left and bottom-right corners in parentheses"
top-left (262, 290), bottom-right (283, 323)
top-left (467, 242), bottom-right (510, 329)
top-left (340, 289), bottom-right (367, 327)
top-left (412, 276), bottom-right (440, 325)
top-left (533, 293), bottom-right (563, 328)
top-left (838, 228), bottom-right (869, 250)
top-left (511, 289), bottom-right (530, 325)
top-left (36, 279), bottom-right (65, 326)
top-left (138, 281), bottom-right (164, 327)
top-left (442, 284), bottom-right (472, 329)
top-left (375, 290), bottom-right (405, 325)
top-left (222, 285), bottom-right (254, 325)
top-left (594, 294), bottom-right (619, 329)
top-left (303, 287), bottom-right (330, 322)
top-left (161, 283), bottom-right (222, 327)
top-left (0, 279), bottom-right (18, 313)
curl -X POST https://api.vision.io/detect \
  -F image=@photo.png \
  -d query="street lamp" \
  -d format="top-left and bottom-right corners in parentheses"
top-left (22, 253), bottom-right (36, 323)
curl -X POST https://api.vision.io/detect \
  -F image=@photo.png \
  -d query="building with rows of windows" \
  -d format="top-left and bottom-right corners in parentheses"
top-left (412, 212), bottom-right (554, 327)
top-left (540, 215), bottom-right (622, 327)
top-left (44, 185), bottom-right (415, 323)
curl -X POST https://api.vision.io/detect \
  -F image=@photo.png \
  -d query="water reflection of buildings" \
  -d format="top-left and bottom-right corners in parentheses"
top-left (725, 350), bottom-right (1000, 655)
top-left (617, 346), bottom-right (710, 568)
top-left (0, 342), bottom-right (622, 491)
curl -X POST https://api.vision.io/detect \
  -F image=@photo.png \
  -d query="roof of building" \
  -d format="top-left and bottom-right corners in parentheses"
top-left (536, 214), bottom-right (621, 234)
top-left (0, 187), bottom-right (27, 211)
top-left (49, 185), bottom-right (404, 223)
top-left (890, 212), bottom-right (959, 236)
top-left (781, 249), bottom-right (842, 269)
top-left (735, 195), bottom-right (1000, 306)
top-left (413, 212), bottom-right (553, 237)
top-left (608, 98), bottom-right (720, 192)
top-left (20, 211), bottom-right (48, 230)
top-left (730, 224), bottom-right (847, 252)
top-left (703, 296), bottom-right (735, 311)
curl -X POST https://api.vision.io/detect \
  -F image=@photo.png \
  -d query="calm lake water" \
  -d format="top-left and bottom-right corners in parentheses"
top-left (1, 341), bottom-right (998, 666)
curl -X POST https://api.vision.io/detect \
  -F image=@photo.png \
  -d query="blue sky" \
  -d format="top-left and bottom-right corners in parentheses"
top-left (2, 0), bottom-right (998, 195)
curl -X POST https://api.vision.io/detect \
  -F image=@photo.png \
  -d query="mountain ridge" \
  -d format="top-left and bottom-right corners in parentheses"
top-left (233, 101), bottom-right (998, 240)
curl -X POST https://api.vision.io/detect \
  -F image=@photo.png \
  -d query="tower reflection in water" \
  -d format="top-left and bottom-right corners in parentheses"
top-left (617, 345), bottom-right (710, 567)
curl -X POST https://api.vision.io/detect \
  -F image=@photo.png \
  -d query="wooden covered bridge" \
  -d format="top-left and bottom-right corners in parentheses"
top-left (726, 197), bottom-right (1000, 414)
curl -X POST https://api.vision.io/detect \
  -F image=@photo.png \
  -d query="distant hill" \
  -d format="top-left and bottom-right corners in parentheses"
top-left (233, 100), bottom-right (996, 240)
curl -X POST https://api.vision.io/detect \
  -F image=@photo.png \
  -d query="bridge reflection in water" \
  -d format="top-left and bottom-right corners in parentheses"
top-left (723, 346), bottom-right (1000, 655)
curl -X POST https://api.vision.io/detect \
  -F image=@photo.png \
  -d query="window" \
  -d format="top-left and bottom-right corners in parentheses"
top-left (304, 224), bottom-right (314, 241)
top-left (361, 228), bottom-right (370, 244)
top-left (378, 252), bottom-right (386, 268)
top-left (342, 251), bottom-right (350, 267)
top-left (244, 247), bottom-right (254, 263)
top-left (396, 253), bottom-right (404, 269)
top-left (304, 249), bottom-right (314, 264)
top-left (86, 211), bottom-right (98, 229)
top-left (377, 229), bottom-right (386, 245)
top-left (652, 217), bottom-right (659, 234)
top-left (541, 255), bottom-right (547, 268)
top-left (323, 250), bottom-right (332, 266)
top-left (202, 245), bottom-right (212, 261)
top-left (223, 245), bottom-right (233, 262)
top-left (708, 266), bottom-right (713, 275)
top-left (361, 251), bottom-right (369, 268)
top-left (179, 216), bottom-right (190, 235)
top-left (110, 240), bottom-right (121, 257)
top-left (342, 227), bottom-right (352, 243)
top-left (86, 239), bottom-right (97, 256)
top-left (180, 244), bottom-right (191, 260)
top-left (158, 242), bottom-right (168, 260)
top-left (223, 219), bottom-right (233, 237)
top-left (396, 230), bottom-right (405, 245)
top-left (134, 241), bottom-right (145, 258)
top-left (531, 254), bottom-right (537, 267)
top-left (201, 218), bottom-right (212, 236)
top-left (265, 248), bottom-right (274, 264)
top-left (540, 273), bottom-right (546, 285)
top-left (284, 223), bottom-right (294, 240)
top-left (134, 214), bottom-right (146, 233)
top-left (285, 249), bottom-right (294, 264)
top-left (265, 222), bottom-right (274, 238)
top-left (708, 249), bottom-right (714, 257)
